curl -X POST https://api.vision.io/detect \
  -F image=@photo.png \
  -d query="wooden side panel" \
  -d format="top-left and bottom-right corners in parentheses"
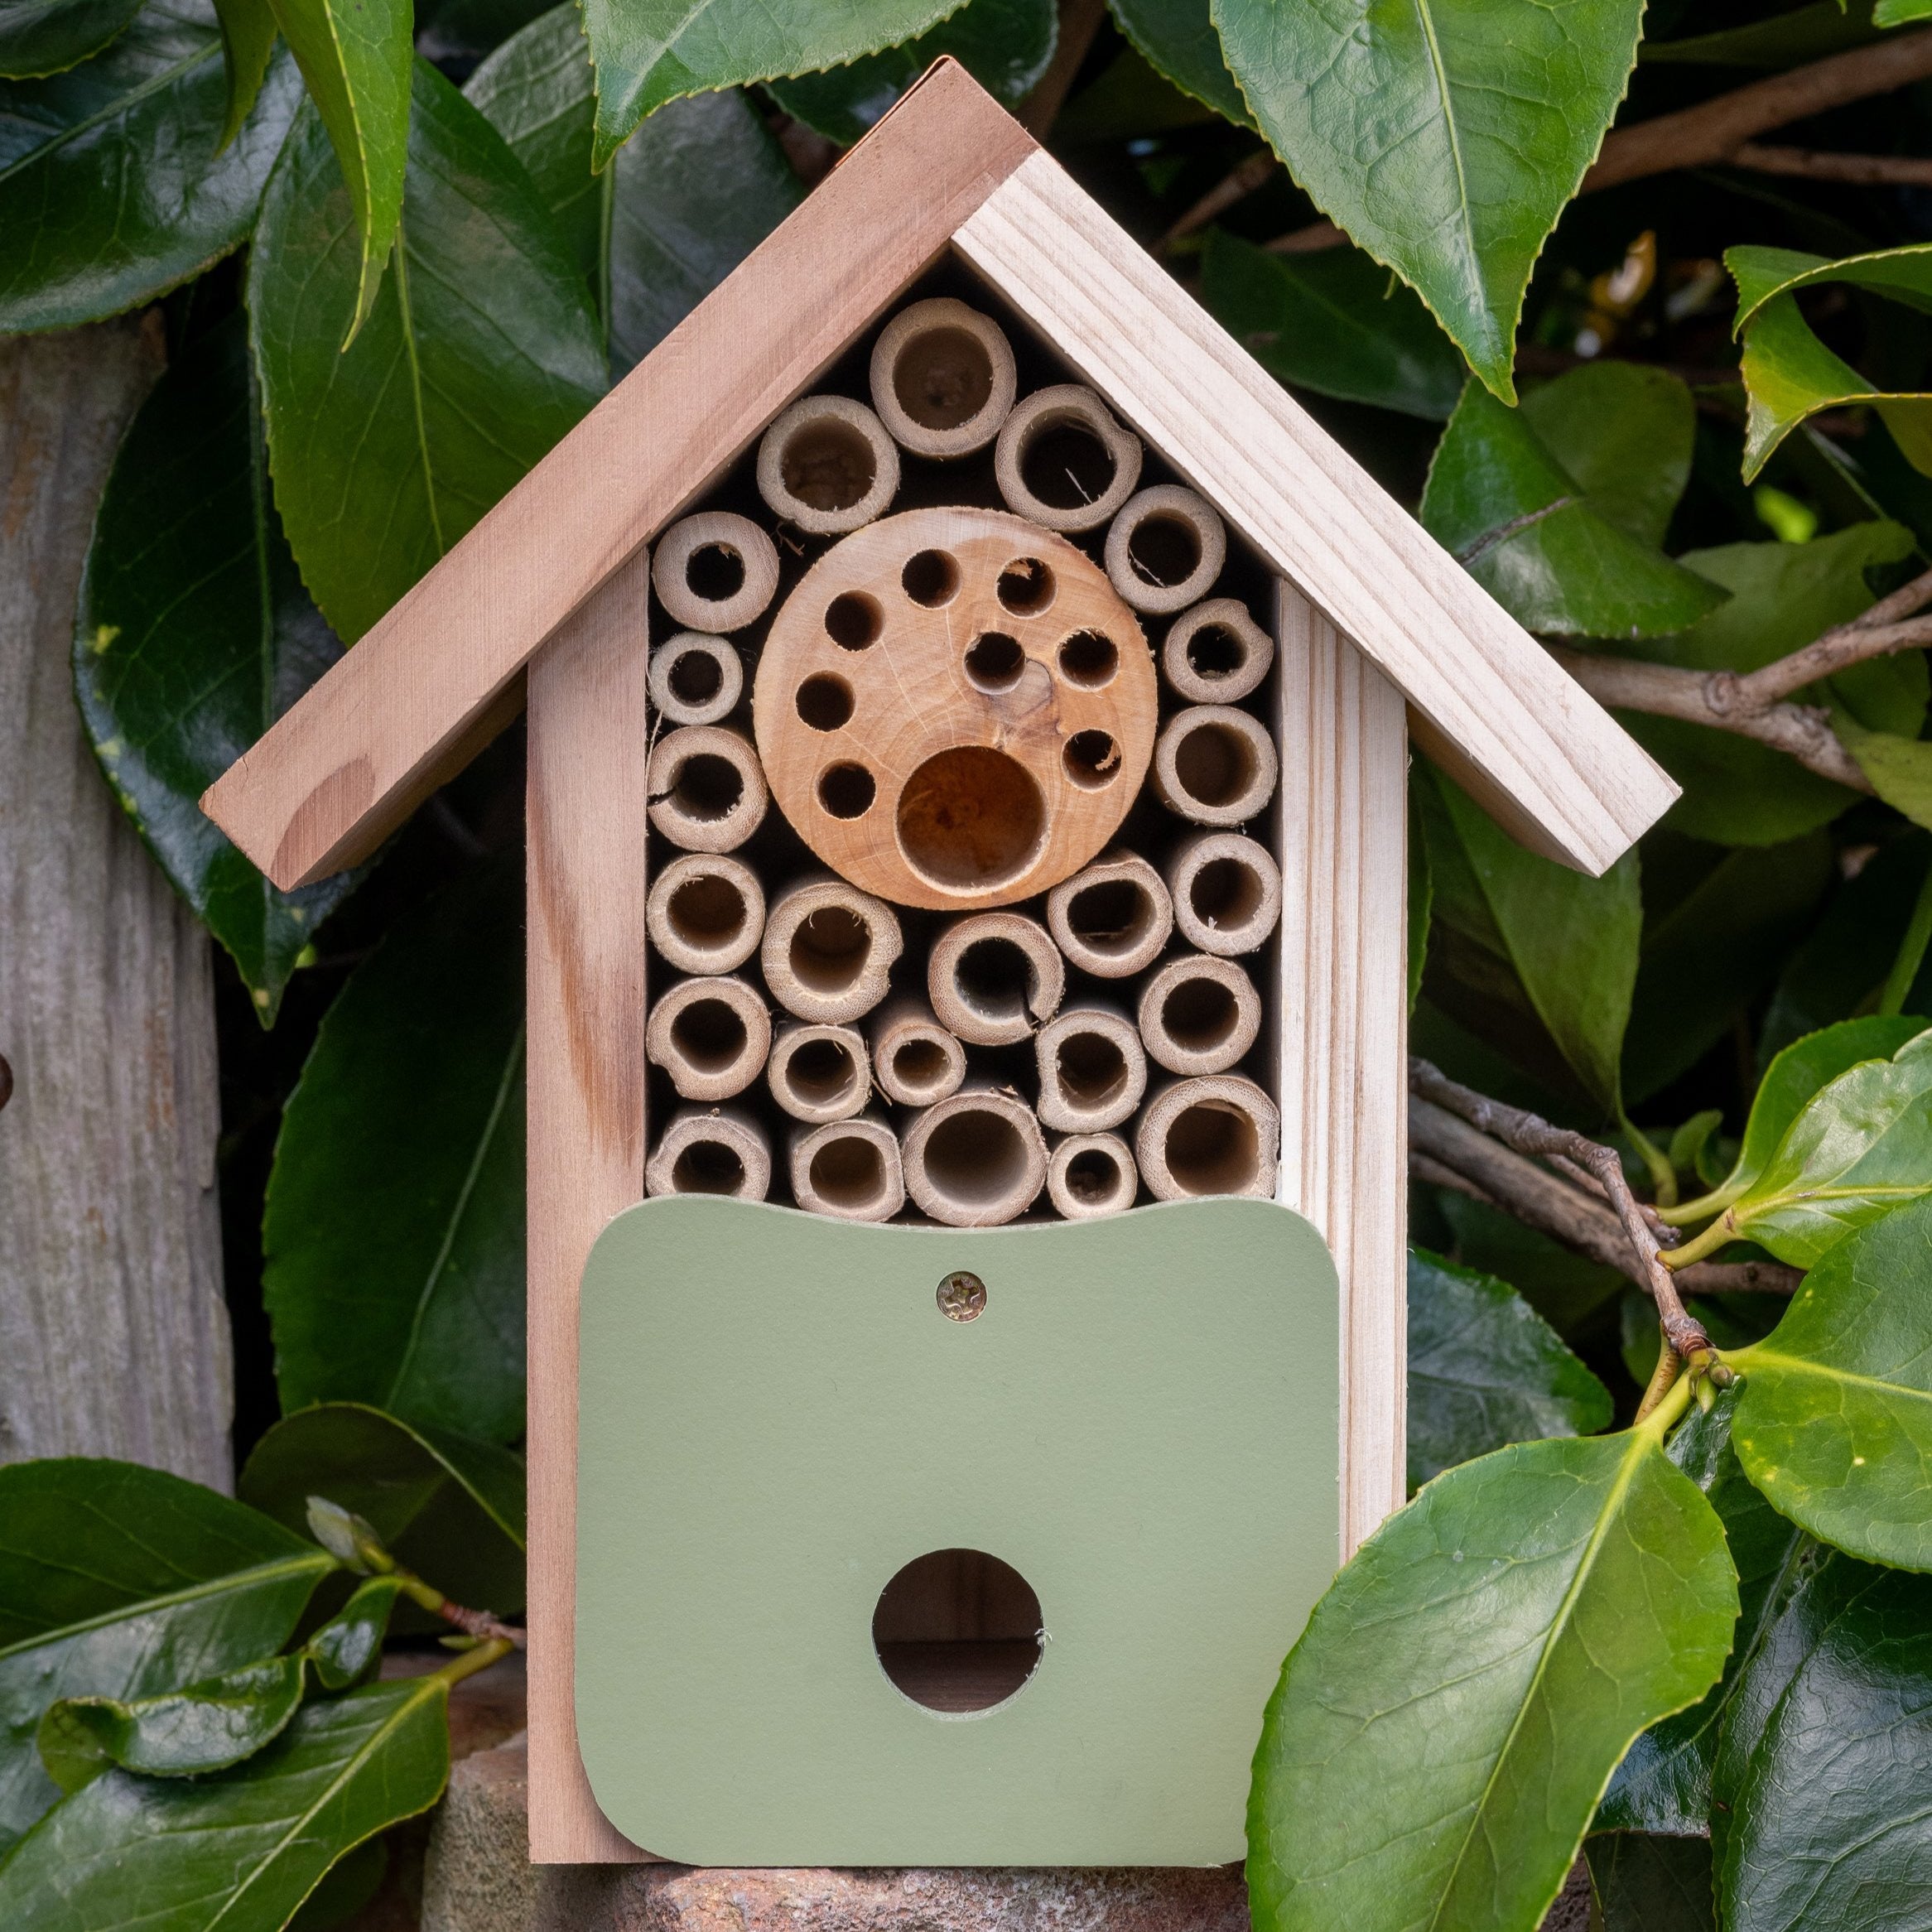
top-left (953, 152), bottom-right (1677, 879)
top-left (202, 59), bottom-right (1036, 894)
top-left (1273, 583), bottom-right (1409, 1552)
top-left (526, 553), bottom-right (654, 1862)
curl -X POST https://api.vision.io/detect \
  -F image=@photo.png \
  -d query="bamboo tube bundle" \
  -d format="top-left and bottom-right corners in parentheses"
top-left (870, 298), bottom-right (1017, 458)
top-left (1152, 705), bottom-right (1279, 826)
top-left (648, 633), bottom-right (743, 726)
top-left (1046, 1132), bottom-right (1139, 1219)
top-left (1137, 954), bottom-right (1262, 1077)
top-left (902, 1083), bottom-right (1048, 1227)
top-left (653, 512), bottom-right (778, 632)
top-left (760, 874), bottom-right (903, 1023)
top-left (1034, 1005), bottom-right (1147, 1133)
top-left (1136, 1076), bottom-right (1280, 1202)
top-left (757, 395), bottom-right (900, 535)
top-left (870, 997), bottom-right (966, 1108)
top-left (1167, 833), bottom-right (1283, 957)
top-left (646, 724), bottom-right (769, 852)
top-left (645, 975), bottom-right (771, 1101)
top-left (646, 853), bottom-right (764, 975)
top-left (767, 1021), bottom-right (870, 1125)
top-left (927, 911), bottom-right (1065, 1046)
top-left (1045, 850), bottom-right (1173, 978)
top-left (644, 1106), bottom-right (772, 1200)
top-left (791, 1113), bottom-right (905, 1221)
top-left (1103, 486), bottom-right (1226, 616)
top-left (1162, 598), bottom-right (1274, 704)
top-left (994, 384), bottom-right (1143, 532)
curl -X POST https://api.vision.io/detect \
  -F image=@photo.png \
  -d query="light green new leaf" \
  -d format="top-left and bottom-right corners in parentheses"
top-left (306, 1579), bottom-right (403, 1692)
top-left (580, 0), bottom-right (960, 170)
top-left (1108, 0), bottom-right (1250, 126)
top-left (1520, 363), bottom-right (1696, 550)
top-left (1247, 1429), bottom-right (1737, 1932)
top-left (1211, 0), bottom-right (1646, 400)
top-left (1877, 0), bottom-right (1932, 22)
top-left (1837, 706), bottom-right (1932, 834)
top-left (0, 0), bottom-right (143, 79)
top-left (1731, 1192), bottom-right (1932, 1568)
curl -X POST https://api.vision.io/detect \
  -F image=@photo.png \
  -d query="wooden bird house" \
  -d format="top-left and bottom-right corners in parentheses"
top-left (203, 59), bottom-right (1675, 1871)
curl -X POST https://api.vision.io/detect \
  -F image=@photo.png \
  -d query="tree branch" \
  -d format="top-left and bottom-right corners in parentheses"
top-left (1732, 142), bottom-right (1932, 186)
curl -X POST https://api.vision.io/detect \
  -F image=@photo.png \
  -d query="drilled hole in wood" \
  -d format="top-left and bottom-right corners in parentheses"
top-left (1191, 858), bottom-right (1264, 931)
top-left (1056, 1030), bottom-right (1129, 1108)
top-left (1057, 629), bottom-right (1117, 688)
top-left (921, 1108), bottom-right (1032, 1212)
top-left (667, 650), bottom-right (724, 706)
top-left (808, 1135), bottom-right (888, 1212)
top-left (1127, 513), bottom-right (1201, 590)
top-left (782, 420), bottom-right (877, 513)
top-left (892, 1038), bottom-right (948, 1091)
top-left (1062, 730), bottom-right (1120, 790)
top-left (787, 1036), bottom-right (859, 1108)
top-left (789, 906), bottom-right (871, 996)
top-left (671, 754), bottom-right (744, 822)
top-left (902, 548), bottom-right (960, 607)
top-left (685, 543), bottom-right (745, 603)
top-left (1067, 879), bottom-right (1155, 959)
top-left (1173, 720), bottom-right (1256, 810)
top-left (669, 1138), bottom-right (747, 1195)
top-left (667, 873), bottom-right (749, 951)
top-left (668, 998), bottom-right (749, 1074)
top-left (1066, 1145), bottom-right (1125, 1206)
top-left (1164, 1101), bottom-right (1261, 1194)
top-left (996, 556), bottom-right (1054, 614)
top-left (796, 674), bottom-right (854, 731)
top-left (894, 326), bottom-right (995, 430)
top-left (1161, 977), bottom-right (1240, 1054)
top-left (826, 592), bottom-right (882, 649)
top-left (1186, 624), bottom-right (1246, 680)
top-left (963, 630), bottom-right (1024, 692)
top-left (874, 1549), bottom-right (1042, 1714)
top-left (819, 763), bottom-right (877, 820)
top-left (896, 746), bottom-right (1044, 891)
top-left (1020, 422), bottom-right (1115, 513)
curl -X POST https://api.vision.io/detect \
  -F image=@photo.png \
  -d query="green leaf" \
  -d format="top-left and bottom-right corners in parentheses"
top-left (250, 57), bottom-right (605, 643)
top-left (239, 1405), bottom-right (526, 1616)
top-left (1246, 1429), bottom-right (1737, 1932)
top-left (1836, 705), bottom-right (1932, 834)
top-left (580, 0), bottom-right (959, 171)
top-left (1730, 1192), bottom-right (1932, 1566)
top-left (287, 1833), bottom-right (388, 1932)
top-left (0, 0), bottom-right (303, 331)
top-left (1198, 229), bottom-right (1463, 420)
top-left (1877, 0), bottom-right (1932, 21)
top-left (0, 1674), bottom-right (451, 1931)
top-left (1586, 1834), bottom-right (1715, 1932)
top-left (1520, 364), bottom-right (1696, 550)
top-left (1436, 1191), bottom-right (1626, 1335)
top-left (0, 1459), bottom-right (334, 1851)
top-left (1211, 0), bottom-right (1645, 399)
top-left (466, 6), bottom-right (800, 379)
top-left (1405, 1248), bottom-right (1612, 1490)
top-left (1644, 0), bottom-right (1880, 68)
top-left (415, 0), bottom-right (553, 64)
top-left (0, 0), bottom-right (143, 79)
top-left (75, 311), bottom-right (354, 1025)
top-left (768, 0), bottom-right (1054, 147)
top-left (210, 0), bottom-right (274, 146)
top-left (36, 1655), bottom-right (306, 1792)
top-left (1420, 383), bottom-right (1727, 639)
top-left (1056, 43), bottom-right (1220, 143)
top-left (264, 859), bottom-right (524, 1441)
top-left (1109, 0), bottom-right (1250, 125)
top-left (306, 1578), bottom-right (403, 1690)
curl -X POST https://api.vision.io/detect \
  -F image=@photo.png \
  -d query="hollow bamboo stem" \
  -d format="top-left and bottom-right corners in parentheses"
top-left (1161, 597), bottom-right (1274, 704)
top-left (791, 1112), bottom-right (905, 1221)
top-left (756, 394), bottom-right (899, 536)
top-left (1044, 849), bottom-right (1173, 978)
top-left (902, 1083), bottom-right (1048, 1227)
top-left (869, 297), bottom-right (1018, 459)
top-left (1152, 705), bottom-right (1279, 826)
top-left (652, 512), bottom-right (779, 633)
top-left (646, 853), bottom-right (765, 975)
top-left (1136, 1076), bottom-right (1280, 1202)
top-left (645, 724), bottom-right (769, 853)
top-left (1166, 832), bottom-right (1283, 957)
top-left (1137, 954), bottom-right (1262, 1076)
top-left (927, 911), bottom-right (1066, 1046)
top-left (1046, 1131), bottom-right (1139, 1219)
top-left (1034, 1004), bottom-right (1148, 1133)
top-left (644, 974), bottom-right (771, 1101)
top-left (1103, 485), bottom-right (1226, 616)
top-left (869, 997), bottom-right (967, 1108)
top-left (766, 1020), bottom-right (871, 1125)
top-left (993, 384), bottom-right (1143, 533)
top-left (644, 1106), bottom-right (772, 1200)
top-left (760, 874), bottom-right (904, 1024)
top-left (648, 633), bottom-right (744, 725)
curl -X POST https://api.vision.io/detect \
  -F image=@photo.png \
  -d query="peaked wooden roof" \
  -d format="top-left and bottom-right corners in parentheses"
top-left (203, 58), bottom-right (1675, 888)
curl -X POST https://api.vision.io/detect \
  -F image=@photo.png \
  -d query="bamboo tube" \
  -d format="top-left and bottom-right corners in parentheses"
top-left (646, 724), bottom-right (769, 852)
top-left (648, 632), bottom-right (743, 725)
top-left (1047, 1131), bottom-right (1138, 1219)
top-left (869, 297), bottom-right (1018, 458)
top-left (1137, 954), bottom-right (1262, 1076)
top-left (1044, 849), bottom-right (1173, 978)
top-left (870, 997), bottom-right (967, 1108)
top-left (653, 511), bottom-right (779, 632)
top-left (756, 394), bottom-right (900, 536)
top-left (646, 853), bottom-right (765, 974)
top-left (766, 1021), bottom-right (870, 1125)
top-left (760, 874), bottom-right (903, 1024)
top-left (791, 1113), bottom-right (905, 1222)
top-left (1136, 1075), bottom-right (1280, 1202)
top-left (1034, 1005), bottom-right (1147, 1133)
top-left (1103, 486), bottom-right (1226, 616)
top-left (927, 911), bottom-right (1065, 1046)
top-left (1152, 704), bottom-right (1279, 826)
top-left (644, 974), bottom-right (771, 1101)
top-left (902, 1083), bottom-right (1048, 1227)
top-left (1162, 597), bottom-right (1274, 703)
top-left (645, 1106), bottom-right (772, 1200)
top-left (993, 384), bottom-right (1143, 533)
top-left (1167, 832), bottom-right (1283, 957)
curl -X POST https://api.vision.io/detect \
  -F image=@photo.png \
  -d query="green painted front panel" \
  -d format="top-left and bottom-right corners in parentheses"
top-left (576, 1195), bottom-right (1341, 1866)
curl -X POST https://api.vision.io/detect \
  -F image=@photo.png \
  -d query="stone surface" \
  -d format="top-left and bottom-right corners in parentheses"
top-left (422, 1732), bottom-right (539, 1932)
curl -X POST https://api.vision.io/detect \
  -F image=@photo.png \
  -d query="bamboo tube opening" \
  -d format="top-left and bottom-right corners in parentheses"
top-left (1162, 598), bottom-right (1274, 703)
top-left (768, 1022), bottom-right (870, 1125)
top-left (1152, 705), bottom-right (1279, 826)
top-left (648, 633), bottom-right (743, 725)
top-left (647, 853), bottom-right (764, 975)
top-left (653, 512), bottom-right (779, 632)
top-left (761, 876), bottom-right (903, 1023)
top-left (1047, 1132), bottom-right (1138, 1219)
top-left (1045, 850), bottom-right (1173, 978)
top-left (645, 1106), bottom-right (772, 1201)
top-left (1138, 954), bottom-right (1261, 1076)
top-left (1168, 832), bottom-right (1283, 956)
top-left (792, 1115), bottom-right (904, 1221)
top-left (1035, 1005), bottom-right (1146, 1133)
top-left (870, 298), bottom-right (1018, 459)
top-left (646, 725), bottom-right (769, 852)
top-left (1137, 1076), bottom-right (1279, 1202)
top-left (1104, 487), bottom-right (1226, 616)
top-left (928, 913), bottom-right (1065, 1046)
top-left (994, 385), bottom-right (1143, 533)
top-left (903, 1086), bottom-right (1048, 1227)
top-left (646, 975), bottom-right (771, 1101)
top-left (757, 395), bottom-right (899, 536)
top-left (870, 998), bottom-right (966, 1107)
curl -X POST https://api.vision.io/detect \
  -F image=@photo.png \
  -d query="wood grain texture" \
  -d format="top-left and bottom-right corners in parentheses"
top-left (525, 550), bottom-right (655, 1863)
top-left (953, 152), bottom-right (1677, 879)
top-left (203, 59), bottom-right (1038, 894)
top-left (1272, 582), bottom-right (1409, 1552)
top-left (0, 317), bottom-right (233, 1491)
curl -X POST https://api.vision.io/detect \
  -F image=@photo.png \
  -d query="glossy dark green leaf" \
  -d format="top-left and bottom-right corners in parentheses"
top-left (0, 1674), bottom-right (452, 1931)
top-left (1520, 363), bottom-right (1696, 551)
top-left (579, 0), bottom-right (956, 170)
top-left (1420, 383), bottom-right (1727, 639)
top-left (36, 1655), bottom-right (306, 1792)
top-left (1110, 0), bottom-right (1250, 124)
top-left (768, 0), bottom-right (1053, 147)
top-left (1198, 229), bottom-right (1462, 421)
top-left (264, 859), bottom-right (524, 1441)
top-left (0, 0), bottom-right (301, 330)
top-left (1645, 0), bottom-right (1879, 67)
top-left (250, 58), bottom-right (605, 642)
top-left (0, 0), bottom-right (143, 79)
top-left (287, 1834), bottom-right (388, 1931)
top-left (210, 0), bottom-right (273, 145)
top-left (466, 6), bottom-right (799, 378)
top-left (1211, 0), bottom-right (1645, 399)
top-left (75, 311), bottom-right (354, 1024)
top-left (1246, 1430), bottom-right (1737, 1932)
top-left (1586, 1833), bottom-right (1715, 1932)
top-left (306, 1578), bottom-right (403, 1690)
top-left (239, 1404), bottom-right (525, 1615)
top-left (0, 1460), bottom-right (333, 1852)
top-left (1055, 43), bottom-right (1219, 142)
top-left (1405, 1248), bottom-right (1611, 1490)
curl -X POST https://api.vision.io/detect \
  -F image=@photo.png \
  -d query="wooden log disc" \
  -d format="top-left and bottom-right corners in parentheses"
top-left (751, 506), bottom-right (1157, 910)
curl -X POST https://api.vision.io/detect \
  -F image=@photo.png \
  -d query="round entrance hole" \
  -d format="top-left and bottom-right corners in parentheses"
top-left (963, 630), bottom-right (1024, 692)
top-left (896, 746), bottom-right (1045, 892)
top-left (670, 753), bottom-right (744, 823)
top-left (669, 1138), bottom-right (745, 1195)
top-left (996, 557), bottom-right (1054, 614)
top-left (826, 592), bottom-right (882, 649)
top-left (781, 420), bottom-right (877, 513)
top-left (872, 1549), bottom-right (1043, 1713)
top-left (1019, 422), bottom-right (1116, 513)
top-left (819, 763), bottom-right (876, 820)
top-left (796, 673), bottom-right (854, 732)
top-left (684, 543), bottom-right (745, 604)
top-left (893, 325), bottom-right (995, 431)
top-left (1058, 630), bottom-right (1117, 688)
top-left (903, 548), bottom-right (960, 608)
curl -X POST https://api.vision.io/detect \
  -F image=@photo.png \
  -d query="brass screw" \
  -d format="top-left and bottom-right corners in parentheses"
top-left (937, 1271), bottom-right (986, 1321)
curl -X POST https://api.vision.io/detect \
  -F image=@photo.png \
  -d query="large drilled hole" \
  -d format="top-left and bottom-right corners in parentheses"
top-left (670, 1139), bottom-right (746, 1194)
top-left (1058, 630), bottom-right (1117, 688)
top-left (796, 673), bottom-right (854, 731)
top-left (819, 763), bottom-right (876, 820)
top-left (1173, 720), bottom-right (1256, 809)
top-left (667, 649), bottom-right (723, 706)
top-left (1056, 1030), bottom-right (1128, 1108)
top-left (785, 1036), bottom-right (859, 1109)
top-left (891, 1038), bottom-right (949, 1096)
top-left (1187, 624), bottom-right (1247, 681)
top-left (1162, 1101), bottom-right (1261, 1195)
top-left (669, 997), bottom-right (747, 1073)
top-left (1067, 879), bottom-right (1154, 960)
top-left (897, 746), bottom-right (1045, 891)
top-left (684, 543), bottom-right (744, 604)
top-left (921, 1108), bottom-right (1030, 1210)
top-left (873, 1549), bottom-right (1043, 1714)
top-left (808, 1135), bottom-right (888, 1212)
top-left (894, 326), bottom-right (995, 430)
top-left (963, 631), bottom-right (1024, 693)
top-left (1019, 421), bottom-right (1115, 512)
top-left (955, 937), bottom-right (1034, 1028)
top-left (789, 906), bottom-right (870, 996)
top-left (1065, 1145), bottom-right (1125, 1206)
top-left (826, 592), bottom-right (882, 649)
top-left (669, 754), bottom-right (744, 823)
top-left (666, 873), bottom-right (748, 952)
top-left (997, 557), bottom-right (1054, 614)
top-left (1127, 513), bottom-right (1201, 589)
top-left (903, 548), bottom-right (960, 607)
top-left (1191, 858), bottom-right (1264, 932)
top-left (1161, 976), bottom-right (1239, 1054)
top-left (1063, 730), bottom-right (1120, 790)
top-left (781, 421), bottom-right (875, 511)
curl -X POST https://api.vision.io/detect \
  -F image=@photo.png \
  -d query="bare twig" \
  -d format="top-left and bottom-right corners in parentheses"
top-left (1019, 0), bottom-right (1110, 138)
top-left (1733, 142), bottom-right (1932, 186)
top-left (435, 1596), bottom-right (528, 1650)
